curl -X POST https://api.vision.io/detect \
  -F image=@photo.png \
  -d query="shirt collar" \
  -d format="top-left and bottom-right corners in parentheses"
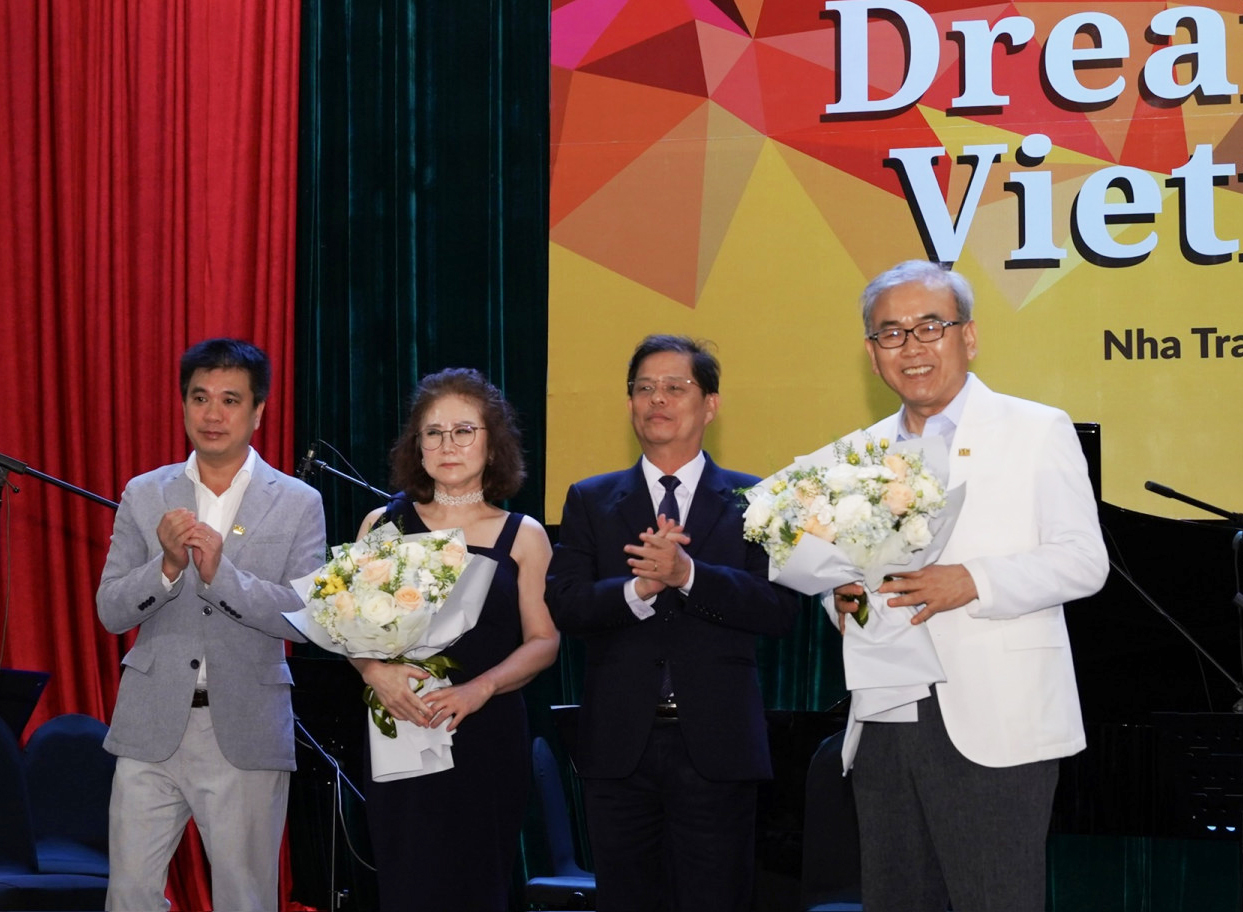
top-left (185, 446), bottom-right (257, 491)
top-left (896, 372), bottom-right (976, 442)
top-left (640, 450), bottom-right (706, 494)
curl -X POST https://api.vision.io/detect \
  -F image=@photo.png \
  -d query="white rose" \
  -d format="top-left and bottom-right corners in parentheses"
top-left (398, 541), bottom-right (427, 564)
top-left (833, 493), bottom-right (872, 529)
top-left (358, 591), bottom-right (399, 626)
top-left (813, 500), bottom-right (835, 525)
top-left (902, 514), bottom-right (932, 548)
top-left (743, 499), bottom-right (772, 530)
top-left (824, 463), bottom-right (858, 492)
top-left (912, 474), bottom-right (943, 503)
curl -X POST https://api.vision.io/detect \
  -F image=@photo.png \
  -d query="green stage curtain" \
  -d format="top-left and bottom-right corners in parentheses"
top-left (294, 0), bottom-right (549, 543)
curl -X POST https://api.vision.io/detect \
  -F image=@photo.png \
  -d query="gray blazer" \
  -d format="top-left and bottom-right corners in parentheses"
top-left (97, 455), bottom-right (327, 770)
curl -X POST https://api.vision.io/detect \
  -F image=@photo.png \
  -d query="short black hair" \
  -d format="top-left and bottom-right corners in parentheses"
top-left (626, 334), bottom-right (720, 395)
top-left (179, 338), bottom-right (272, 404)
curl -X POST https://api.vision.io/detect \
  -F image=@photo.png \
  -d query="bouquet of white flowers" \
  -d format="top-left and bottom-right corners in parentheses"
top-left (741, 430), bottom-right (965, 770)
top-left (286, 522), bottom-right (497, 781)
top-left (741, 433), bottom-right (951, 625)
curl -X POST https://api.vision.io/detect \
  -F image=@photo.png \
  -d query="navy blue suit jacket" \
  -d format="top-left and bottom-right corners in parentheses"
top-left (546, 454), bottom-right (800, 781)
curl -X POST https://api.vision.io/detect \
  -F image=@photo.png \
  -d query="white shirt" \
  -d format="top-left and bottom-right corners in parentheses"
top-left (895, 372), bottom-right (976, 446)
top-left (625, 451), bottom-right (704, 619)
top-left (168, 447), bottom-right (257, 686)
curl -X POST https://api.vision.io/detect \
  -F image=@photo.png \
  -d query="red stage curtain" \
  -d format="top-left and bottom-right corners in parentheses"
top-left (0, 1), bottom-right (303, 907)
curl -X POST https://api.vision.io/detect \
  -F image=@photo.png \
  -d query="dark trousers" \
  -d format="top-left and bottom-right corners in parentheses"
top-left (582, 719), bottom-right (758, 912)
top-left (852, 693), bottom-right (1060, 912)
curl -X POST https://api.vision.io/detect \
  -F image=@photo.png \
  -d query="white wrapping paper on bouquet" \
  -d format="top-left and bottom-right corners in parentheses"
top-left (285, 524), bottom-right (497, 781)
top-left (749, 435), bottom-right (965, 772)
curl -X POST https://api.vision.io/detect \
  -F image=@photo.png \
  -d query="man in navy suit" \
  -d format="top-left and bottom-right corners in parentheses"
top-left (546, 334), bottom-right (799, 912)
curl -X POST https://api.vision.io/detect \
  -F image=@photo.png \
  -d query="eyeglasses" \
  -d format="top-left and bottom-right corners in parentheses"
top-left (627, 377), bottom-right (701, 400)
top-left (419, 425), bottom-right (484, 450)
top-left (867, 320), bottom-right (963, 349)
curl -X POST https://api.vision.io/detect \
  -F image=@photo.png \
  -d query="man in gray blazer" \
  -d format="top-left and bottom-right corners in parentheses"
top-left (97, 338), bottom-right (326, 912)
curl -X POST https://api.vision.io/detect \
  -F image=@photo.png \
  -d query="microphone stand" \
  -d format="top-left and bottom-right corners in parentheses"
top-left (1104, 554), bottom-right (1243, 713)
top-left (293, 716), bottom-right (369, 911)
top-left (301, 458), bottom-right (392, 503)
top-left (1144, 480), bottom-right (1243, 526)
top-left (1132, 483), bottom-right (1243, 907)
top-left (1142, 482), bottom-right (1243, 714)
top-left (0, 452), bottom-right (119, 510)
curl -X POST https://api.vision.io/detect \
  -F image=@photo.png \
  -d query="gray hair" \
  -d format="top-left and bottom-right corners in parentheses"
top-left (859, 260), bottom-right (974, 334)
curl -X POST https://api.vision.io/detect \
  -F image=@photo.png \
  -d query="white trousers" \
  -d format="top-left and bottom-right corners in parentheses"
top-left (105, 706), bottom-right (289, 912)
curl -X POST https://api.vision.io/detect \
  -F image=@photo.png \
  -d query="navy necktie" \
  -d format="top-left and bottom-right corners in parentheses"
top-left (658, 475), bottom-right (680, 523)
top-left (656, 475), bottom-right (680, 703)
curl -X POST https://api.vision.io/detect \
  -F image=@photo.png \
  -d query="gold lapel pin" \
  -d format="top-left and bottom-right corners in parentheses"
top-left (231, 524), bottom-right (246, 536)
top-left (957, 448), bottom-right (971, 457)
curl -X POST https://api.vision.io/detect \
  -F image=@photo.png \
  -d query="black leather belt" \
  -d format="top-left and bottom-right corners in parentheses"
top-left (191, 689), bottom-right (209, 708)
top-left (655, 702), bottom-right (678, 719)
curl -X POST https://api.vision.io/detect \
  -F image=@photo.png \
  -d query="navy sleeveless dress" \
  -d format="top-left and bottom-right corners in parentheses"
top-left (365, 495), bottom-right (531, 911)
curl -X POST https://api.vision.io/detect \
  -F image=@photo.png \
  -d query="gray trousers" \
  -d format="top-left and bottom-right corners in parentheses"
top-left (851, 692), bottom-right (1060, 912)
top-left (105, 705), bottom-right (289, 912)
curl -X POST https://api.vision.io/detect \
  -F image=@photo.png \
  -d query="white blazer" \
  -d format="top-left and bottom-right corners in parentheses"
top-left (868, 376), bottom-right (1109, 768)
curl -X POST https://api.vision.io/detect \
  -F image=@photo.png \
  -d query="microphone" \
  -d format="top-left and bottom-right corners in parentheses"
top-left (0, 452), bottom-right (29, 475)
top-left (1145, 480), bottom-right (1243, 524)
top-left (297, 444), bottom-right (318, 481)
top-left (1144, 480), bottom-right (1176, 499)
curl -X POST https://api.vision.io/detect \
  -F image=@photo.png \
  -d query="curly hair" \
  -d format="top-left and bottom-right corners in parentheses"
top-left (389, 368), bottom-right (526, 504)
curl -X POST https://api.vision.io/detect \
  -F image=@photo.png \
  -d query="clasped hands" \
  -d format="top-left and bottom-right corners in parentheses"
top-left (624, 513), bottom-right (692, 600)
top-left (360, 660), bottom-right (493, 732)
top-left (832, 563), bottom-right (978, 634)
top-left (158, 507), bottom-right (223, 584)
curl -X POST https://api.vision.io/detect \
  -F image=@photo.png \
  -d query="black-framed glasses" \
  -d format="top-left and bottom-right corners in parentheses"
top-left (627, 377), bottom-right (700, 399)
top-left (867, 320), bottom-right (963, 349)
top-left (419, 425), bottom-right (484, 450)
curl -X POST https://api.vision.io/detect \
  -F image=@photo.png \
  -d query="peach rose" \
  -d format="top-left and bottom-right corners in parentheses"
top-left (440, 540), bottom-right (467, 568)
top-left (882, 453), bottom-right (909, 481)
top-left (804, 514), bottom-right (837, 543)
top-left (331, 591), bottom-right (357, 620)
top-left (882, 482), bottom-right (915, 516)
top-left (359, 558), bottom-right (396, 586)
top-left (393, 586), bottom-right (424, 612)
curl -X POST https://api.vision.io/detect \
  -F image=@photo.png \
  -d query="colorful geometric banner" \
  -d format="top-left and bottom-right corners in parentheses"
top-left (548, 0), bottom-right (1243, 520)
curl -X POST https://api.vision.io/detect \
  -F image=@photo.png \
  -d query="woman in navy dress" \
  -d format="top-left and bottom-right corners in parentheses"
top-left (351, 368), bottom-right (559, 911)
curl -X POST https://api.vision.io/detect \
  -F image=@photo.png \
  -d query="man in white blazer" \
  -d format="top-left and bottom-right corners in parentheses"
top-left (97, 338), bottom-right (326, 912)
top-left (834, 261), bottom-right (1108, 912)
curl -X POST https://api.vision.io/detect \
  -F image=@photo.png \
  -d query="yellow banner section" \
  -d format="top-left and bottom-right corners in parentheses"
top-left (548, 2), bottom-right (1243, 522)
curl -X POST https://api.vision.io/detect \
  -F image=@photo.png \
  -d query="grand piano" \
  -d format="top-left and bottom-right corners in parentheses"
top-left (1056, 498), bottom-right (1243, 839)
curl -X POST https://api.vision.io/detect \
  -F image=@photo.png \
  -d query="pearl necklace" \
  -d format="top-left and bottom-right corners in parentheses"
top-left (433, 489), bottom-right (485, 507)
